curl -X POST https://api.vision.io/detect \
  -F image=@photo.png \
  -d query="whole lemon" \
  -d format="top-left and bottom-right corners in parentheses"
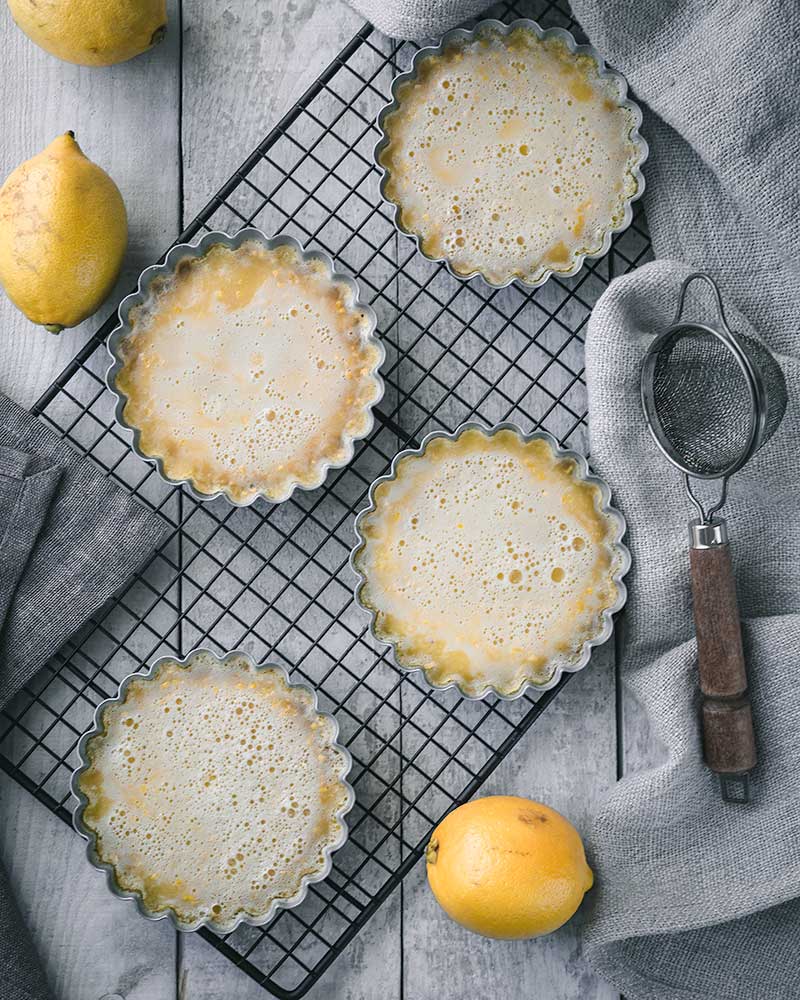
top-left (425, 795), bottom-right (593, 939)
top-left (7, 0), bottom-right (166, 67)
top-left (0, 132), bottom-right (127, 332)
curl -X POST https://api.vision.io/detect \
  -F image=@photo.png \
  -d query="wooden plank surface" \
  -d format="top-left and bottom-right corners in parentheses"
top-left (402, 649), bottom-right (618, 1000)
top-left (0, 0), bottom-right (182, 409)
top-left (0, 2), bottom-right (182, 998)
top-left (0, 2), bottom-right (624, 998)
top-left (177, 5), bottom-right (401, 997)
top-left (0, 772), bottom-right (177, 1000)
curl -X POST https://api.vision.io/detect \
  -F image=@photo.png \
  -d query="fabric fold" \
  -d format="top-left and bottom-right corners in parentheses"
top-left (566, 3), bottom-right (800, 989)
top-left (0, 394), bottom-right (169, 702)
top-left (582, 260), bottom-right (800, 1000)
top-left (0, 446), bottom-right (63, 636)
top-left (0, 392), bottom-right (170, 1000)
top-left (345, 0), bottom-right (487, 39)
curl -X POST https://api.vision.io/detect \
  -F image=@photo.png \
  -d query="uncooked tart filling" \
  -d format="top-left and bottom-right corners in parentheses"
top-left (354, 428), bottom-right (621, 697)
top-left (116, 240), bottom-right (382, 503)
top-left (78, 652), bottom-right (351, 930)
top-left (379, 25), bottom-right (641, 285)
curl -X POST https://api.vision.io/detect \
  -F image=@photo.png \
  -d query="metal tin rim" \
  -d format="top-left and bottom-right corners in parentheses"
top-left (373, 18), bottom-right (650, 291)
top-left (70, 648), bottom-right (356, 934)
top-left (349, 421), bottom-right (631, 701)
top-left (106, 228), bottom-right (386, 508)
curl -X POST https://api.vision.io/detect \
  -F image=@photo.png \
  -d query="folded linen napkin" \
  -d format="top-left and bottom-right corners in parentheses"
top-left (583, 261), bottom-right (800, 1000)
top-left (344, 0), bottom-right (800, 996)
top-left (0, 391), bottom-right (168, 1000)
top-left (569, 2), bottom-right (800, 997)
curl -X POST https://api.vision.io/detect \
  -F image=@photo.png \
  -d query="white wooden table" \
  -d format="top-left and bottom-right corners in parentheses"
top-left (0, 4), bottom-right (631, 997)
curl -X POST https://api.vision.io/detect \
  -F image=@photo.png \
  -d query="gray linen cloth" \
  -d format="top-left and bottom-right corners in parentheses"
top-left (344, 0), bottom-right (800, 997)
top-left (0, 391), bottom-right (168, 999)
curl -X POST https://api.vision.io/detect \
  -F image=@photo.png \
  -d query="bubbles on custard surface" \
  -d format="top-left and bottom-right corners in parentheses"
top-left (356, 429), bottom-right (620, 696)
top-left (380, 26), bottom-right (640, 284)
top-left (118, 241), bottom-right (381, 503)
top-left (79, 652), bottom-right (350, 930)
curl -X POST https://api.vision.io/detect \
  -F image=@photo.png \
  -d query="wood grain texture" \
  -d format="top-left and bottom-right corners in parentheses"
top-left (402, 648), bottom-right (619, 1000)
top-left (0, 773), bottom-right (176, 1000)
top-left (701, 697), bottom-right (757, 774)
top-left (0, 3), bottom-right (181, 998)
top-left (0, 1), bottom-right (624, 997)
top-left (689, 544), bottom-right (748, 699)
top-left (0, 0), bottom-right (179, 1000)
top-left (0, 0), bottom-right (182, 408)
top-left (689, 543), bottom-right (756, 773)
top-left (180, 0), bottom-right (364, 224)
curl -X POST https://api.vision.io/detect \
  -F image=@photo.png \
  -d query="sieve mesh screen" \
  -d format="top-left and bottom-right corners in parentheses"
top-left (651, 327), bottom-right (754, 477)
top-left (740, 332), bottom-right (788, 448)
top-left (649, 323), bottom-right (787, 479)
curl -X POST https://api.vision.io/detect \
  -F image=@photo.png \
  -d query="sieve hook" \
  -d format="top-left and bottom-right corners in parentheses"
top-left (672, 271), bottom-right (732, 333)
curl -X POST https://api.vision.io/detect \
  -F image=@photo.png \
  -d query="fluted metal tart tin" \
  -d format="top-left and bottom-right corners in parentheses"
top-left (71, 648), bottom-right (355, 934)
top-left (106, 228), bottom-right (385, 507)
top-left (350, 422), bottom-right (631, 701)
top-left (374, 18), bottom-right (649, 291)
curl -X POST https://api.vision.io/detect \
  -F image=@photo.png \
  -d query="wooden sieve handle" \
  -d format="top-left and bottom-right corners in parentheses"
top-left (688, 520), bottom-right (757, 785)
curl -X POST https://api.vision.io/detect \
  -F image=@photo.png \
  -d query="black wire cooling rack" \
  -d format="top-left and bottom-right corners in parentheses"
top-left (1, 1), bottom-right (650, 996)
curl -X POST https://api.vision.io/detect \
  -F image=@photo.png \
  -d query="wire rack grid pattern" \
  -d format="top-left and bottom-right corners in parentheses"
top-left (1, 2), bottom-right (651, 997)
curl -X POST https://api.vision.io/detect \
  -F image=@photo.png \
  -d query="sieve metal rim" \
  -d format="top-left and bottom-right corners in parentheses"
top-left (640, 317), bottom-right (768, 481)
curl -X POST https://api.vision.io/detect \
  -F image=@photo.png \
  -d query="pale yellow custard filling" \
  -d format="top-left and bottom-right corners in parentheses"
top-left (78, 653), bottom-right (350, 930)
top-left (380, 26), bottom-right (641, 285)
top-left (354, 428), bottom-right (621, 697)
top-left (117, 240), bottom-right (382, 504)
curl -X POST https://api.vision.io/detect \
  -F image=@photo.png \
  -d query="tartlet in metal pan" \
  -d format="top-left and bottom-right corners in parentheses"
top-left (107, 229), bottom-right (385, 506)
top-left (375, 19), bottom-right (648, 289)
top-left (351, 423), bottom-right (630, 699)
top-left (72, 649), bottom-right (355, 933)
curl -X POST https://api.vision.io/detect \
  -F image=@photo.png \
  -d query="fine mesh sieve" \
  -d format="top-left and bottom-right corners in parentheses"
top-left (640, 272), bottom-right (787, 803)
top-left (642, 272), bottom-right (787, 520)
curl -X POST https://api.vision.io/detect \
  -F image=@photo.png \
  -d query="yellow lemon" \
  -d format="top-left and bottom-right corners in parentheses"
top-left (7, 0), bottom-right (166, 67)
top-left (0, 132), bottom-right (127, 332)
top-left (425, 795), bottom-right (593, 939)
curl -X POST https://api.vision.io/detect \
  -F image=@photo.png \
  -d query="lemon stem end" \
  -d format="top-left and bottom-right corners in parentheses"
top-left (425, 836), bottom-right (439, 865)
